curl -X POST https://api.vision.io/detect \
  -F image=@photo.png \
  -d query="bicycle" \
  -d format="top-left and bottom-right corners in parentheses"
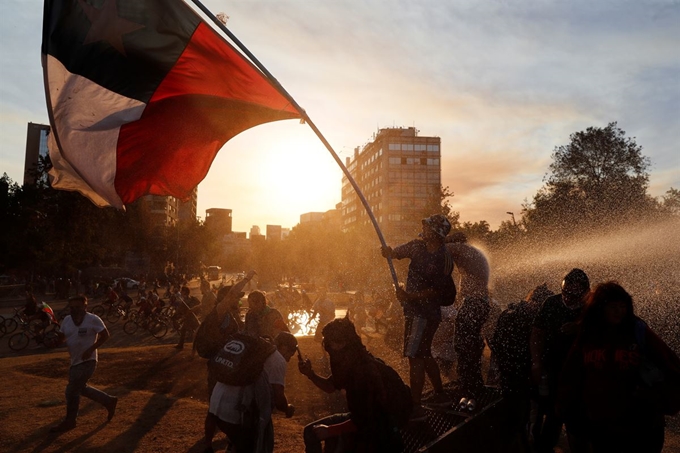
top-left (89, 301), bottom-right (128, 323)
top-left (8, 318), bottom-right (61, 351)
top-left (123, 311), bottom-right (168, 339)
top-left (2, 306), bottom-right (26, 336)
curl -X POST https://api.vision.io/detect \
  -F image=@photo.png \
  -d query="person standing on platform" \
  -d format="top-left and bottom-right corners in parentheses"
top-left (382, 214), bottom-right (456, 420)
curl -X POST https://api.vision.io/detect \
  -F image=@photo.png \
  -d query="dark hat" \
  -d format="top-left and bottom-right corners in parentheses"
top-left (275, 331), bottom-right (298, 350)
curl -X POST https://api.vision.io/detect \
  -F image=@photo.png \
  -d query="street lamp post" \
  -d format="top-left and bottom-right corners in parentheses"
top-left (506, 211), bottom-right (517, 227)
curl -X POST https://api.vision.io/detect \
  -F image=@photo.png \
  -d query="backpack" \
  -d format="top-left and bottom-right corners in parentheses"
top-left (489, 302), bottom-right (536, 394)
top-left (208, 333), bottom-right (277, 386)
top-left (194, 307), bottom-right (230, 359)
top-left (373, 356), bottom-right (413, 428)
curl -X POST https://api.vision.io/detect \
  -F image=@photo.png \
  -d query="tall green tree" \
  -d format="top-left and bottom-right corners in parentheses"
top-left (523, 122), bottom-right (655, 234)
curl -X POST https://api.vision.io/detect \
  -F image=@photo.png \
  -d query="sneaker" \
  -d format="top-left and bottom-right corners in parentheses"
top-left (466, 398), bottom-right (477, 411)
top-left (409, 405), bottom-right (428, 422)
top-left (423, 392), bottom-right (452, 407)
top-left (457, 397), bottom-right (469, 411)
top-left (107, 396), bottom-right (118, 421)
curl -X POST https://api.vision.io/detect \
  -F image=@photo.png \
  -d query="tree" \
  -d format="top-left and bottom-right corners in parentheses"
top-left (660, 187), bottom-right (680, 216)
top-left (409, 184), bottom-right (461, 228)
top-left (524, 122), bottom-right (654, 234)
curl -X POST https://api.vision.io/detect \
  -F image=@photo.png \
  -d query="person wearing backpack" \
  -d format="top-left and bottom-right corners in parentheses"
top-left (381, 214), bottom-right (456, 420)
top-left (489, 284), bottom-right (554, 450)
top-left (299, 317), bottom-right (412, 452)
top-left (206, 329), bottom-right (297, 453)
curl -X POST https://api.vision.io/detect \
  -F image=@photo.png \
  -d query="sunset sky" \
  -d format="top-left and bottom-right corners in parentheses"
top-left (1, 0), bottom-right (678, 234)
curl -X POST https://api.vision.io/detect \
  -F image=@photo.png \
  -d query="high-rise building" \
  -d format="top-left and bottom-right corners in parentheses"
top-left (23, 122), bottom-right (51, 186)
top-left (341, 127), bottom-right (441, 243)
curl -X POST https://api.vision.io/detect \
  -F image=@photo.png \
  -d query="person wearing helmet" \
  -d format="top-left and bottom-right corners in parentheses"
top-left (530, 268), bottom-right (590, 453)
top-left (381, 214), bottom-right (456, 420)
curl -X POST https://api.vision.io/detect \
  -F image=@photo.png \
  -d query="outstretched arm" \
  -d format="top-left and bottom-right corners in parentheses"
top-left (298, 358), bottom-right (336, 393)
top-left (216, 270), bottom-right (255, 319)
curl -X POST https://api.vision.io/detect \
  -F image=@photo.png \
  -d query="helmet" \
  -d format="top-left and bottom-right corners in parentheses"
top-left (422, 214), bottom-right (452, 239)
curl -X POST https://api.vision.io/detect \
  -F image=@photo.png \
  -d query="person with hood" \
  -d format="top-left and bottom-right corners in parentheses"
top-left (299, 317), bottom-right (412, 452)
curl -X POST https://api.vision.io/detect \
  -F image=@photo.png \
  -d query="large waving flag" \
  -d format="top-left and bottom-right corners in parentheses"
top-left (42, 0), bottom-right (302, 208)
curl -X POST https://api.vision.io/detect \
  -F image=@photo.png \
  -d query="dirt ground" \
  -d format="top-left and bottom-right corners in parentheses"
top-left (0, 325), bottom-right (396, 453)
top-left (1, 324), bottom-right (679, 453)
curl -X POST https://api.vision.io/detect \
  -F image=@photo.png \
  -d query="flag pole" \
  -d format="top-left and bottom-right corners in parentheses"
top-left (190, 0), bottom-right (400, 288)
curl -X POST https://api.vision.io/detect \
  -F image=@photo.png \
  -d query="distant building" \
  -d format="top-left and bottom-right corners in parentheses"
top-left (249, 225), bottom-right (262, 238)
top-left (341, 127), bottom-right (441, 243)
top-left (178, 187), bottom-right (198, 223)
top-left (266, 224), bottom-right (282, 241)
top-left (281, 227), bottom-right (290, 239)
top-left (300, 212), bottom-right (324, 224)
top-left (138, 195), bottom-right (179, 228)
top-left (300, 205), bottom-right (342, 229)
top-left (205, 208), bottom-right (233, 237)
top-left (23, 122), bottom-right (51, 186)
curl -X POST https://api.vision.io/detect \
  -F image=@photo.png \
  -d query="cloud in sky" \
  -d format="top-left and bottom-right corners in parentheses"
top-left (0, 0), bottom-right (678, 232)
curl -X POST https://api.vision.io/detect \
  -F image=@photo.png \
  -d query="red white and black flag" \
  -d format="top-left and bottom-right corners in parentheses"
top-left (42, 0), bottom-right (302, 208)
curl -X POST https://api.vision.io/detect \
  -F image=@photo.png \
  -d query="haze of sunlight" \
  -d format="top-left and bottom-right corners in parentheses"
top-left (197, 122), bottom-right (343, 233)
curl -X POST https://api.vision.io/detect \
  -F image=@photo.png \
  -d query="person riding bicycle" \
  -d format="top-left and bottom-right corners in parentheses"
top-left (105, 286), bottom-right (119, 306)
top-left (23, 293), bottom-right (56, 336)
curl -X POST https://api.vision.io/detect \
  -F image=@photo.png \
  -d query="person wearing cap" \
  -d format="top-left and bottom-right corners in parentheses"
top-left (445, 232), bottom-right (491, 400)
top-left (530, 268), bottom-right (590, 453)
top-left (381, 213), bottom-right (455, 419)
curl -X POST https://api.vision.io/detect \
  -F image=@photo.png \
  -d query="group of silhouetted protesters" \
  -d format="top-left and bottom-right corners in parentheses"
top-left (488, 269), bottom-right (680, 453)
top-left (45, 213), bottom-right (680, 453)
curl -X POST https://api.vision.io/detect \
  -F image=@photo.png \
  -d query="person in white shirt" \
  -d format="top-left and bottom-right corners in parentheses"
top-left (50, 295), bottom-right (118, 433)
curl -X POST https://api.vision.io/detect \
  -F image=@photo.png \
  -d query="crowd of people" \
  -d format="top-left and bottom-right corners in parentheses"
top-left (26, 213), bottom-right (680, 453)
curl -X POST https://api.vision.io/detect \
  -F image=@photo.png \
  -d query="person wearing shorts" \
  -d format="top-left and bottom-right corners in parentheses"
top-left (382, 214), bottom-right (455, 419)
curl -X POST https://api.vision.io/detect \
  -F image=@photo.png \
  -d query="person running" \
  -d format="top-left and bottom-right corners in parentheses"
top-left (50, 295), bottom-right (117, 433)
top-left (530, 268), bottom-right (590, 453)
top-left (381, 214), bottom-right (456, 420)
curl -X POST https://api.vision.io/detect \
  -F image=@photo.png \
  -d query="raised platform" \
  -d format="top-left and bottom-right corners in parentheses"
top-left (401, 384), bottom-right (508, 452)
